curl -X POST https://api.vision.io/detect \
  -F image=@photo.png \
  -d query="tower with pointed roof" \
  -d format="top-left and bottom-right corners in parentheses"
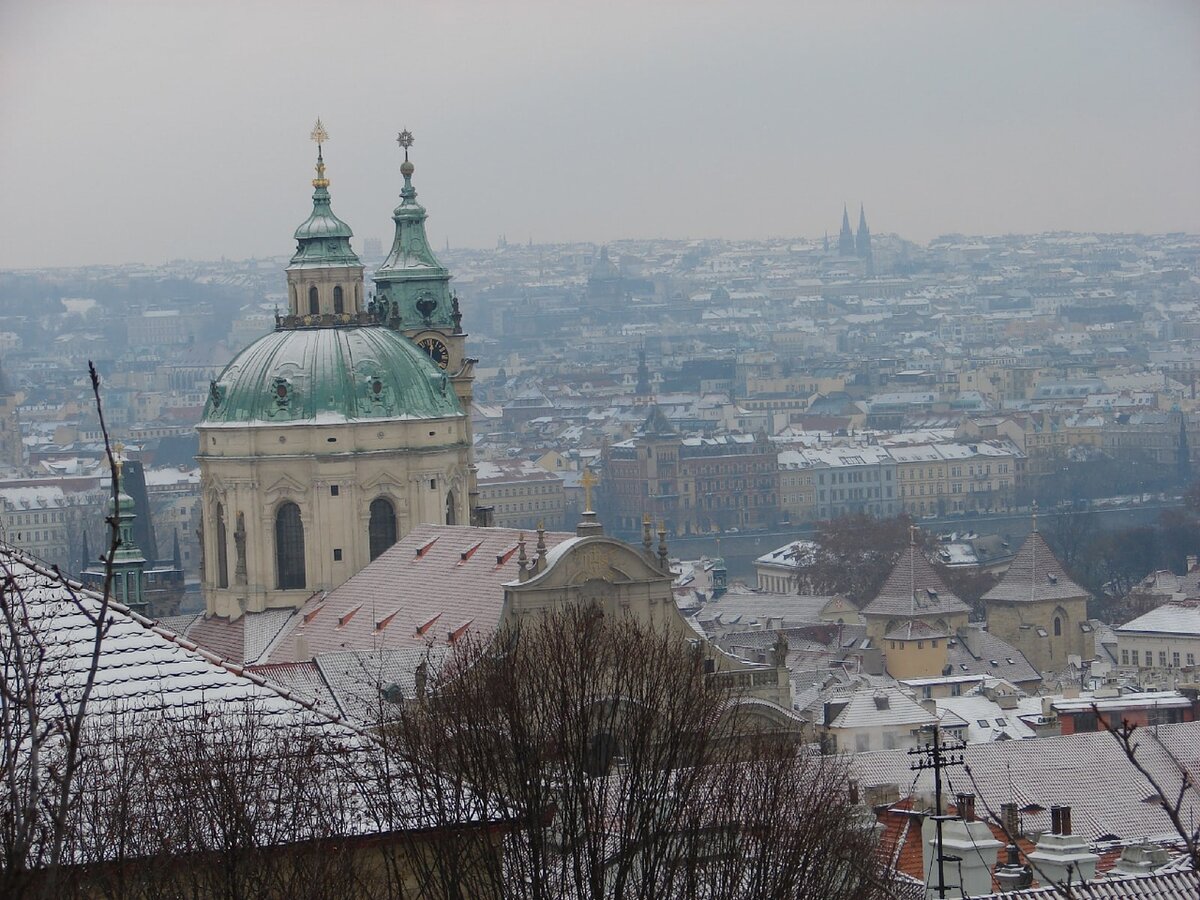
top-left (856, 204), bottom-right (873, 274)
top-left (83, 456), bottom-right (147, 614)
top-left (860, 541), bottom-right (971, 678)
top-left (982, 512), bottom-right (1091, 674)
top-left (837, 204), bottom-right (856, 257)
top-left (633, 346), bottom-right (653, 406)
top-left (197, 123), bottom-right (476, 620)
top-left (372, 130), bottom-right (485, 524)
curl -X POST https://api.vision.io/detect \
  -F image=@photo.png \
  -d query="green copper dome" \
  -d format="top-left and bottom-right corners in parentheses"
top-left (202, 325), bottom-right (463, 425)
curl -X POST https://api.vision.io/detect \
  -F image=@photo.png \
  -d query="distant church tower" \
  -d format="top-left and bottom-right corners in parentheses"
top-left (633, 346), bottom-right (654, 406)
top-left (837, 204), bottom-right (856, 257)
top-left (197, 123), bottom-right (477, 620)
top-left (83, 455), bottom-right (147, 615)
top-left (856, 204), bottom-right (874, 274)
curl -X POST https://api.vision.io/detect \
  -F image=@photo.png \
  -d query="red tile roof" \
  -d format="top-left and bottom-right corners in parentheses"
top-left (264, 524), bottom-right (575, 663)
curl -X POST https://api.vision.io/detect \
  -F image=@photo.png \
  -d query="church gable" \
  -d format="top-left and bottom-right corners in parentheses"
top-left (522, 537), bottom-right (672, 591)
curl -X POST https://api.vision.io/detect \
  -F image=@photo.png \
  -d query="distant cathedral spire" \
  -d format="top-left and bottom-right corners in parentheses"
top-left (838, 204), bottom-right (855, 256)
top-left (856, 203), bottom-right (873, 274)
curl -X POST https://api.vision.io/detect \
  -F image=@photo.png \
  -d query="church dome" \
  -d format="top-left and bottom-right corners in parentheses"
top-left (201, 325), bottom-right (463, 425)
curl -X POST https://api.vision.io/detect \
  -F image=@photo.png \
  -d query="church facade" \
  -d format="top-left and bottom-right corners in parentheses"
top-left (197, 128), bottom-right (482, 619)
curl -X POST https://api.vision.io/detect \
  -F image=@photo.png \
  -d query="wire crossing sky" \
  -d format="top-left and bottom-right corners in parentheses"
top-left (1, 0), bottom-right (1197, 268)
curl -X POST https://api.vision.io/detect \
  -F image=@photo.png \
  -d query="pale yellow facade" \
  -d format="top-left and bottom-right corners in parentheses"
top-left (198, 415), bottom-right (472, 618)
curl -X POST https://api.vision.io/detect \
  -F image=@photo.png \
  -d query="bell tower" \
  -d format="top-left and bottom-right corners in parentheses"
top-left (285, 119), bottom-right (365, 322)
top-left (372, 130), bottom-right (487, 524)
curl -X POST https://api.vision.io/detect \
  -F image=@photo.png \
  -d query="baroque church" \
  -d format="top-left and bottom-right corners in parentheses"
top-left (169, 125), bottom-right (798, 732)
top-left (197, 126), bottom-right (486, 620)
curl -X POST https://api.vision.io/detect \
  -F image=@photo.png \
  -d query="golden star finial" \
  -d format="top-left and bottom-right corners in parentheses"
top-left (311, 118), bottom-right (329, 145)
top-left (397, 129), bottom-right (414, 160)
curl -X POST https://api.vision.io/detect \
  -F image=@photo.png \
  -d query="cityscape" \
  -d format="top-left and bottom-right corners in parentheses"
top-left (2, 2), bottom-right (1200, 898)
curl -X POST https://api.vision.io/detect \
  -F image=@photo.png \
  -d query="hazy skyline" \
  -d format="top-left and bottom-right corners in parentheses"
top-left (2, 0), bottom-right (1198, 269)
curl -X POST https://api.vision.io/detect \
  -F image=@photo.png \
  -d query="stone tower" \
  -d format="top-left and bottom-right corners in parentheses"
top-left (983, 515), bottom-right (1090, 674)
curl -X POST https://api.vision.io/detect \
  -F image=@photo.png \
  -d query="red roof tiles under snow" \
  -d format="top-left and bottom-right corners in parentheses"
top-left (263, 524), bottom-right (575, 664)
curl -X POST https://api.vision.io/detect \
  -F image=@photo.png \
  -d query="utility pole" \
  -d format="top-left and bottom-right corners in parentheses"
top-left (908, 725), bottom-right (966, 898)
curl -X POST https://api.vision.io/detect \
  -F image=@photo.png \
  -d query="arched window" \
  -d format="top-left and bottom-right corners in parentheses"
top-left (333, 285), bottom-right (344, 314)
top-left (275, 502), bottom-right (306, 590)
top-left (368, 498), bottom-right (397, 561)
top-left (308, 286), bottom-right (319, 315)
top-left (1054, 616), bottom-right (1062, 637)
top-left (215, 503), bottom-right (229, 589)
top-left (445, 490), bottom-right (456, 526)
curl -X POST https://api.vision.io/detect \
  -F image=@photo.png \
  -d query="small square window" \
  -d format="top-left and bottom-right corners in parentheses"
top-left (430, 479), bottom-right (437, 490)
top-left (333, 549), bottom-right (343, 561)
top-left (330, 485), bottom-right (340, 497)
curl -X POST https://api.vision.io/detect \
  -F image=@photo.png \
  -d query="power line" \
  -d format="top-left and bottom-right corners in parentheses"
top-left (909, 725), bottom-right (966, 898)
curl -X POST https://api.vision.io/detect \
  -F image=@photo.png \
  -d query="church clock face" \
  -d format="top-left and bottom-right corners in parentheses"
top-left (418, 336), bottom-right (450, 370)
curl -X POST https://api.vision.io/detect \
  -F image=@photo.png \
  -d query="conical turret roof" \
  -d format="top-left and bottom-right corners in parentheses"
top-left (862, 545), bottom-right (970, 619)
top-left (982, 530), bottom-right (1088, 604)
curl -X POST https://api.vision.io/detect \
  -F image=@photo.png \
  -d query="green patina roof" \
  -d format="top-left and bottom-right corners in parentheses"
top-left (373, 159), bottom-right (456, 330)
top-left (288, 148), bottom-right (362, 270)
top-left (202, 325), bottom-right (463, 425)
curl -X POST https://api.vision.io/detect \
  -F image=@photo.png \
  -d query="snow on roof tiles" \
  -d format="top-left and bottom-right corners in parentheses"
top-left (982, 530), bottom-right (1088, 604)
top-left (852, 721), bottom-right (1200, 845)
top-left (861, 546), bottom-right (970, 619)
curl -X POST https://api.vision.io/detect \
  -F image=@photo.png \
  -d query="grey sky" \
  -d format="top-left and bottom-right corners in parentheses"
top-left (1, 0), bottom-right (1198, 269)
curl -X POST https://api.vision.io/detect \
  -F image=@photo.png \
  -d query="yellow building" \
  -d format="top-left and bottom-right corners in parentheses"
top-left (476, 458), bottom-right (567, 530)
top-left (860, 546), bottom-right (971, 679)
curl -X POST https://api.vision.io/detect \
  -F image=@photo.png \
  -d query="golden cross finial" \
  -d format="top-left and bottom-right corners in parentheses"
top-left (581, 469), bottom-right (597, 511)
top-left (310, 118), bottom-right (329, 188)
top-left (113, 442), bottom-right (125, 477)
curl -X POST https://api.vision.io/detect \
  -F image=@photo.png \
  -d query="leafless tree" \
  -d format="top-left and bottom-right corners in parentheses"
top-left (1, 362), bottom-right (121, 899)
top-left (380, 604), bottom-right (903, 899)
top-left (1097, 711), bottom-right (1200, 873)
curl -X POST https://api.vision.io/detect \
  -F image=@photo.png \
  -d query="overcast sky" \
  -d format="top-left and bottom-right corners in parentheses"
top-left (1, 0), bottom-right (1198, 269)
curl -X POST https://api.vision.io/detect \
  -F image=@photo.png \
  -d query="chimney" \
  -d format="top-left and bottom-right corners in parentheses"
top-left (1050, 805), bottom-right (1072, 836)
top-left (1028, 804), bottom-right (1097, 886)
top-left (1000, 802), bottom-right (1021, 839)
top-left (922, 804), bottom-right (1002, 898)
top-left (994, 843), bottom-right (1033, 892)
top-left (956, 793), bottom-right (976, 822)
top-left (1188, 554), bottom-right (1199, 573)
